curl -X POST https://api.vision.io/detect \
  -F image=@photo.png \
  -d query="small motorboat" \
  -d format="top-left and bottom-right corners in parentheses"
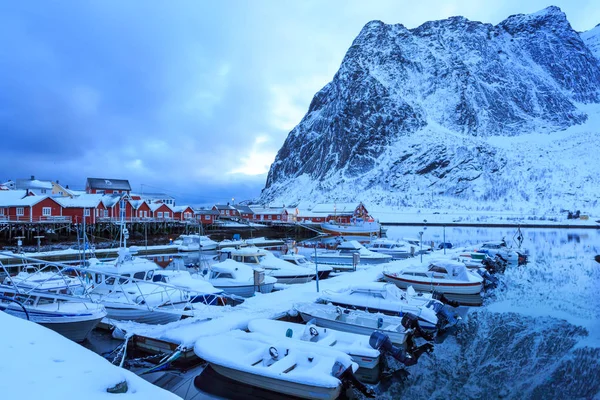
top-left (3, 269), bottom-right (84, 293)
top-left (197, 259), bottom-right (276, 298)
top-left (247, 318), bottom-right (380, 369)
top-left (366, 238), bottom-right (413, 259)
top-left (312, 241), bottom-right (392, 271)
top-left (176, 235), bottom-right (218, 252)
top-left (477, 240), bottom-right (519, 264)
top-left (0, 285), bottom-right (106, 342)
top-left (383, 260), bottom-right (484, 295)
top-left (224, 247), bottom-right (316, 284)
top-left (194, 330), bottom-right (357, 400)
top-left (294, 302), bottom-right (412, 345)
top-left (280, 253), bottom-right (333, 280)
top-left (316, 282), bottom-right (460, 330)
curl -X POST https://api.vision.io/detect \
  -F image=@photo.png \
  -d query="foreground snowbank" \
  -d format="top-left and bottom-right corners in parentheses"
top-left (0, 312), bottom-right (180, 400)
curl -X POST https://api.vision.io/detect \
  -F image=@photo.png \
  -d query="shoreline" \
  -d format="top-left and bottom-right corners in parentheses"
top-left (380, 222), bottom-right (600, 229)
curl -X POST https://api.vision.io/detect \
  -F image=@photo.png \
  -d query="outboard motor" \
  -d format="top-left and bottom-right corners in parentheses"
top-left (476, 268), bottom-right (499, 287)
top-left (401, 313), bottom-right (434, 342)
top-left (369, 331), bottom-right (433, 367)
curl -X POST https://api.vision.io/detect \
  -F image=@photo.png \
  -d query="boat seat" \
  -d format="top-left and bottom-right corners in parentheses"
top-left (245, 347), bottom-right (268, 366)
top-left (266, 354), bottom-right (298, 374)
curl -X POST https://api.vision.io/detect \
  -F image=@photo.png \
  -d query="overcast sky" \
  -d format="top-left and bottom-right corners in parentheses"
top-left (1, 1), bottom-right (598, 206)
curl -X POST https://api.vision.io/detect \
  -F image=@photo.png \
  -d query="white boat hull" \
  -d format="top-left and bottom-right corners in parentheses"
top-left (0, 307), bottom-right (105, 342)
top-left (210, 363), bottom-right (341, 400)
top-left (383, 273), bottom-right (483, 295)
top-left (103, 303), bottom-right (184, 325)
top-left (213, 282), bottom-right (275, 297)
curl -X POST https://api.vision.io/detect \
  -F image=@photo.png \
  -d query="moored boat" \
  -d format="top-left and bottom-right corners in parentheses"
top-left (248, 318), bottom-right (380, 369)
top-left (316, 282), bottom-right (461, 330)
top-left (280, 253), bottom-right (333, 280)
top-left (312, 240), bottom-right (392, 270)
top-left (0, 285), bottom-right (106, 342)
top-left (383, 260), bottom-right (484, 295)
top-left (294, 302), bottom-right (410, 345)
top-left (194, 329), bottom-right (357, 400)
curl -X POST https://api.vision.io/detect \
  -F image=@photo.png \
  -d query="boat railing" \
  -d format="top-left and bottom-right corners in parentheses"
top-left (0, 252), bottom-right (210, 317)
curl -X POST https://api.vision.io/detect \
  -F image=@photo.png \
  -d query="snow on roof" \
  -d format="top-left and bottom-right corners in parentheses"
top-left (172, 205), bottom-right (193, 213)
top-left (15, 178), bottom-right (53, 190)
top-left (251, 208), bottom-right (287, 215)
top-left (0, 190), bottom-right (31, 205)
top-left (0, 312), bottom-right (179, 400)
top-left (101, 194), bottom-right (122, 208)
top-left (214, 204), bottom-right (236, 210)
top-left (55, 194), bottom-right (104, 208)
top-left (311, 203), bottom-right (362, 214)
top-left (149, 202), bottom-right (174, 212)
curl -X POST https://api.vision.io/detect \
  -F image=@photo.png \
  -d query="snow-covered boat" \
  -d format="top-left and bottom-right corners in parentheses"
top-left (402, 237), bottom-right (433, 254)
top-left (149, 269), bottom-right (226, 305)
top-left (383, 260), bottom-right (484, 295)
top-left (176, 234), bottom-right (218, 252)
top-left (316, 282), bottom-right (460, 330)
top-left (321, 218), bottom-right (382, 237)
top-left (223, 247), bottom-right (316, 284)
top-left (3, 269), bottom-right (83, 293)
top-left (477, 240), bottom-right (519, 264)
top-left (247, 318), bottom-right (380, 369)
top-left (312, 240), bottom-right (392, 270)
top-left (0, 285), bottom-right (106, 342)
top-left (294, 302), bottom-right (410, 345)
top-left (280, 253), bottom-right (333, 280)
top-left (194, 330), bottom-right (357, 400)
top-left (198, 259), bottom-right (276, 297)
top-left (83, 251), bottom-right (194, 324)
top-left (366, 238), bottom-right (413, 259)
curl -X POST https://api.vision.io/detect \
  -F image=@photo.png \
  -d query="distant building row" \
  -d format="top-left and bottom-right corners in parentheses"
top-left (0, 176), bottom-right (370, 225)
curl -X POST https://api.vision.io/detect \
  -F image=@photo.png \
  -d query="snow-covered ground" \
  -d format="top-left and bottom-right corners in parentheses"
top-left (0, 312), bottom-right (180, 400)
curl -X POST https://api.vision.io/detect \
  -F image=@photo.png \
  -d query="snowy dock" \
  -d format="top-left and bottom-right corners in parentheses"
top-left (108, 256), bottom-right (424, 356)
top-left (0, 244), bottom-right (179, 267)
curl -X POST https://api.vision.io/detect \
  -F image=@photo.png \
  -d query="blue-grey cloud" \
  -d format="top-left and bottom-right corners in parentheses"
top-left (1, 0), bottom-right (598, 206)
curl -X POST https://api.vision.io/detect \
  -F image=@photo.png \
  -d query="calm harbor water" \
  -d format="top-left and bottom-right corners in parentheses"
top-left (85, 226), bottom-right (600, 399)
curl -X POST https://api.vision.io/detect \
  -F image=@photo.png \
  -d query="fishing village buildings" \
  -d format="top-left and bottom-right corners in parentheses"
top-left (0, 176), bottom-right (373, 244)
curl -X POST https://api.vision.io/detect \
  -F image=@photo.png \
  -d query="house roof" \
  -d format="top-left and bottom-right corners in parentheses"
top-left (86, 178), bottom-right (131, 191)
top-left (250, 207), bottom-right (288, 215)
top-left (172, 205), bottom-right (193, 213)
top-left (234, 205), bottom-right (254, 214)
top-left (149, 203), bottom-right (174, 212)
top-left (55, 194), bottom-right (104, 208)
top-left (15, 178), bottom-right (53, 190)
top-left (0, 190), bottom-right (35, 206)
top-left (0, 192), bottom-right (57, 207)
top-left (194, 209), bottom-right (220, 216)
top-left (214, 204), bottom-right (236, 211)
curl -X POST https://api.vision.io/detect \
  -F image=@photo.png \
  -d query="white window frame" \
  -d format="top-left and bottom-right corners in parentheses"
top-left (164, 212), bottom-right (170, 218)
top-left (0, 208), bottom-right (4, 216)
top-left (42, 207), bottom-right (51, 216)
top-left (104, 209), bottom-right (108, 217)
top-left (16, 207), bottom-right (24, 216)
top-left (157, 212), bottom-right (163, 218)
top-left (204, 215), bottom-right (210, 220)
top-left (84, 209), bottom-right (90, 217)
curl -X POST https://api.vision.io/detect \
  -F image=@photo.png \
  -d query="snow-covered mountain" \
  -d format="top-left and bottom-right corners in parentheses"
top-left (261, 7), bottom-right (600, 214)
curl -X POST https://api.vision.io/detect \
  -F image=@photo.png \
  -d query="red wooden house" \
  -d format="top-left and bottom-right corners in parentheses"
top-left (212, 204), bottom-right (239, 218)
top-left (2, 195), bottom-right (65, 222)
top-left (56, 195), bottom-right (104, 224)
top-left (195, 209), bottom-right (219, 225)
top-left (150, 203), bottom-right (173, 220)
top-left (250, 207), bottom-right (288, 223)
top-left (130, 200), bottom-right (152, 220)
top-left (173, 206), bottom-right (195, 221)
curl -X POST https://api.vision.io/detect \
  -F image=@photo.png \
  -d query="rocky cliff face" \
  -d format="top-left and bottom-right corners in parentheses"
top-left (261, 7), bottom-right (600, 212)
